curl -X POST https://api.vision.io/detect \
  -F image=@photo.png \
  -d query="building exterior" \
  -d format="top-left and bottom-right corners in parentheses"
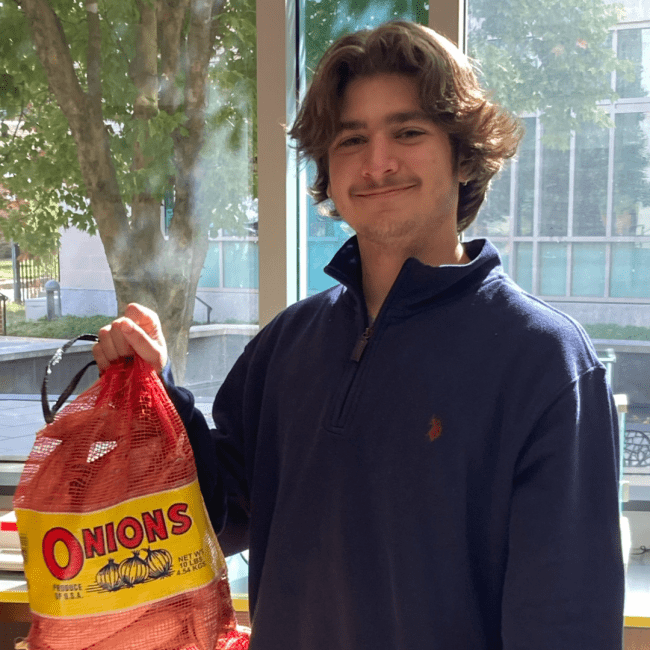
top-left (53, 225), bottom-right (258, 324)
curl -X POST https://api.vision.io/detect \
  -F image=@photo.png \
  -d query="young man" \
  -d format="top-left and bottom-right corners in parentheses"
top-left (94, 21), bottom-right (625, 649)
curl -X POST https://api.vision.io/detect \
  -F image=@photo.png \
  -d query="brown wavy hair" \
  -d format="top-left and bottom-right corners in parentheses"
top-left (288, 21), bottom-right (523, 233)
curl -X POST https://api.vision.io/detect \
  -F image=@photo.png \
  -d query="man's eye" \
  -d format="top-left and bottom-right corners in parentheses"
top-left (337, 135), bottom-right (365, 148)
top-left (398, 129), bottom-right (424, 139)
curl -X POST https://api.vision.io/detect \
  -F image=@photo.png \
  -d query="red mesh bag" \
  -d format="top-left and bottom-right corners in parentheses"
top-left (13, 335), bottom-right (250, 650)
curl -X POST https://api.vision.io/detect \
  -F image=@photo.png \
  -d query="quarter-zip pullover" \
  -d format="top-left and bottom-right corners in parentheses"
top-left (165, 236), bottom-right (624, 650)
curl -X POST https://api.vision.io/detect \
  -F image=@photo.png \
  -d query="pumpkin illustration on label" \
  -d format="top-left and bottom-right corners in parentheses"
top-left (145, 547), bottom-right (173, 579)
top-left (96, 558), bottom-right (123, 592)
top-left (119, 551), bottom-right (149, 587)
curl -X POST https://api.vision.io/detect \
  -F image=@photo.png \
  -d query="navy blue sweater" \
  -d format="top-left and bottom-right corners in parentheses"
top-left (166, 237), bottom-right (624, 649)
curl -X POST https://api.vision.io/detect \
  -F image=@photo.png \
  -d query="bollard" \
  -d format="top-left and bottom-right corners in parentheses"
top-left (45, 279), bottom-right (62, 320)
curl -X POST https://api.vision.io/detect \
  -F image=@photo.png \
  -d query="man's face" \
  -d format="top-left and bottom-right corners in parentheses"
top-left (327, 73), bottom-right (464, 258)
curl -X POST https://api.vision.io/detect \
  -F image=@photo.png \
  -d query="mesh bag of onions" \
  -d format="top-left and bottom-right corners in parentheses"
top-left (13, 337), bottom-right (250, 650)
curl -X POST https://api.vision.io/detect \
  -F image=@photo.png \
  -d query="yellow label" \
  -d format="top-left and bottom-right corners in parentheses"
top-left (14, 480), bottom-right (226, 619)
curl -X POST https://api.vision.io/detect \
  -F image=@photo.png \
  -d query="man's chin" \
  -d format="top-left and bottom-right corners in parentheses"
top-left (354, 219), bottom-right (419, 246)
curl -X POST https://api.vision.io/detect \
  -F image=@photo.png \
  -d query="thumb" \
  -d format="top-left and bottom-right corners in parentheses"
top-left (119, 318), bottom-right (168, 374)
top-left (124, 303), bottom-right (164, 337)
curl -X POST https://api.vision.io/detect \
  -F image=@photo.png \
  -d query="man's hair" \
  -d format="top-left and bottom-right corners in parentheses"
top-left (288, 21), bottom-right (523, 233)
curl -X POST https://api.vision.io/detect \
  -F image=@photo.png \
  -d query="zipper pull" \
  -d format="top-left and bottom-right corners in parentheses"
top-left (351, 325), bottom-right (374, 362)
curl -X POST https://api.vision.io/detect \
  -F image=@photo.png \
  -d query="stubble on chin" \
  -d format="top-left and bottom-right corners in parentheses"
top-left (352, 216), bottom-right (420, 247)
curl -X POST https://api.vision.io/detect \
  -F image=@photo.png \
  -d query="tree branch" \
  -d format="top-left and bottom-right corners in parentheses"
top-left (85, 0), bottom-right (102, 119)
top-left (168, 0), bottom-right (213, 245)
top-left (18, 0), bottom-right (88, 133)
top-left (18, 0), bottom-right (129, 265)
top-left (158, 0), bottom-right (190, 115)
top-left (133, 0), bottom-right (158, 118)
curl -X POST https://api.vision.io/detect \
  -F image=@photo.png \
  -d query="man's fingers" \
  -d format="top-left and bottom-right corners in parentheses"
top-left (93, 304), bottom-right (167, 375)
top-left (92, 342), bottom-right (110, 373)
top-left (119, 319), bottom-right (167, 373)
top-left (124, 303), bottom-right (163, 337)
top-left (97, 319), bottom-right (134, 360)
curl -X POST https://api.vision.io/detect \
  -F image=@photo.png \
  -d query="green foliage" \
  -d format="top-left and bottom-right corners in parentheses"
top-left (0, 258), bottom-right (12, 280)
top-left (584, 323), bottom-right (650, 342)
top-left (0, 0), bottom-right (257, 256)
top-left (469, 0), bottom-right (631, 149)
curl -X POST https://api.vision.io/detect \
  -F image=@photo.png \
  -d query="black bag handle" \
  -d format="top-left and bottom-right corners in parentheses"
top-left (41, 334), bottom-right (100, 424)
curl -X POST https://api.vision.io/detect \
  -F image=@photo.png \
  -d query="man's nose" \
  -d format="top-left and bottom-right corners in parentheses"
top-left (361, 137), bottom-right (398, 180)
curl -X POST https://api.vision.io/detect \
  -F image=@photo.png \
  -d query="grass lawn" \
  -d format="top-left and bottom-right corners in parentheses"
top-left (3, 302), bottom-right (113, 339)
top-left (0, 259), bottom-right (12, 282)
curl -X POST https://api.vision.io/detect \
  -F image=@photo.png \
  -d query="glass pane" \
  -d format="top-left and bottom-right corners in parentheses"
top-left (305, 1), bottom-right (429, 79)
top-left (617, 28), bottom-right (650, 99)
top-left (301, 1), bottom-right (429, 297)
top-left (613, 112), bottom-right (650, 236)
top-left (540, 146), bottom-right (569, 236)
top-left (0, 1), bottom-right (258, 604)
top-left (224, 242), bottom-right (259, 290)
top-left (516, 118), bottom-right (536, 236)
top-left (306, 164), bottom-right (353, 295)
top-left (611, 243), bottom-right (650, 298)
top-left (540, 243), bottom-right (567, 295)
top-left (470, 0), bottom-right (650, 621)
top-left (473, 166), bottom-right (512, 237)
top-left (198, 243), bottom-right (222, 288)
top-left (515, 243), bottom-right (533, 293)
top-left (572, 244), bottom-right (606, 297)
top-left (492, 240), bottom-right (511, 274)
top-left (574, 124), bottom-right (608, 236)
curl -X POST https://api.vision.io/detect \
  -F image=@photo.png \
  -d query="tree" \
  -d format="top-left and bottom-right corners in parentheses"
top-left (466, 0), bottom-right (650, 238)
top-left (467, 0), bottom-right (630, 149)
top-left (0, 0), bottom-right (255, 380)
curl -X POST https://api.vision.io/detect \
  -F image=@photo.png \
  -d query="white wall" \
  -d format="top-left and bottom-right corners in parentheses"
top-left (59, 226), bottom-right (117, 317)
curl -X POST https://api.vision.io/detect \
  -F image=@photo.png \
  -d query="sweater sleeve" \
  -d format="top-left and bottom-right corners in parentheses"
top-left (501, 365), bottom-right (625, 649)
top-left (161, 357), bottom-right (251, 557)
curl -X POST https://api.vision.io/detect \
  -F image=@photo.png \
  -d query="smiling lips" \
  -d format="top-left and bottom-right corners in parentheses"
top-left (354, 184), bottom-right (417, 198)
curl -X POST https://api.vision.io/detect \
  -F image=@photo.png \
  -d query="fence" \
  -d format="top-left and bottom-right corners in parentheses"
top-left (12, 245), bottom-right (60, 303)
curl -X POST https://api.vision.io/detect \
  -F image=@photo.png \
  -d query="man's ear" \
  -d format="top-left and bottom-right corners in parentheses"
top-left (458, 160), bottom-right (470, 185)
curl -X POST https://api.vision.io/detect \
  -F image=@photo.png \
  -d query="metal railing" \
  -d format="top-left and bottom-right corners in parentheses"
top-left (11, 244), bottom-right (60, 304)
top-left (194, 295), bottom-right (213, 324)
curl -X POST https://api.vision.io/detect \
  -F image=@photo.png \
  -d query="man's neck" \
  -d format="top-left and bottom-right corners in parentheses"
top-left (358, 238), bottom-right (470, 321)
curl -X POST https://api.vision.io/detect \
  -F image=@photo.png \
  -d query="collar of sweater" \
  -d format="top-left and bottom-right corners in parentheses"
top-left (324, 236), bottom-right (503, 317)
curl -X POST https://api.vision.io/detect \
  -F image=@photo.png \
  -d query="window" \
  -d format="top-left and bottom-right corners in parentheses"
top-left (466, 0), bottom-right (650, 623)
top-left (0, 1), bottom-right (259, 608)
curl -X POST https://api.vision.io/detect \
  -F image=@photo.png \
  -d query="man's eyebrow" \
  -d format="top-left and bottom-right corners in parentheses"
top-left (386, 110), bottom-right (430, 125)
top-left (337, 111), bottom-right (431, 131)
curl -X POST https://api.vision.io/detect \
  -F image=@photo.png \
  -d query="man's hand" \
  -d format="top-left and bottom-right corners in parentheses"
top-left (93, 303), bottom-right (168, 374)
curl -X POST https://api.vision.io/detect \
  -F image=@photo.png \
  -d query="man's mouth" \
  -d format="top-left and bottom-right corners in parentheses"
top-left (354, 184), bottom-right (417, 198)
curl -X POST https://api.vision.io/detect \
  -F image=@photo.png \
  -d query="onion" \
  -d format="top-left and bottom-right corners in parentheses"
top-left (96, 558), bottom-right (123, 592)
top-left (118, 551), bottom-right (149, 587)
top-left (144, 547), bottom-right (173, 579)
